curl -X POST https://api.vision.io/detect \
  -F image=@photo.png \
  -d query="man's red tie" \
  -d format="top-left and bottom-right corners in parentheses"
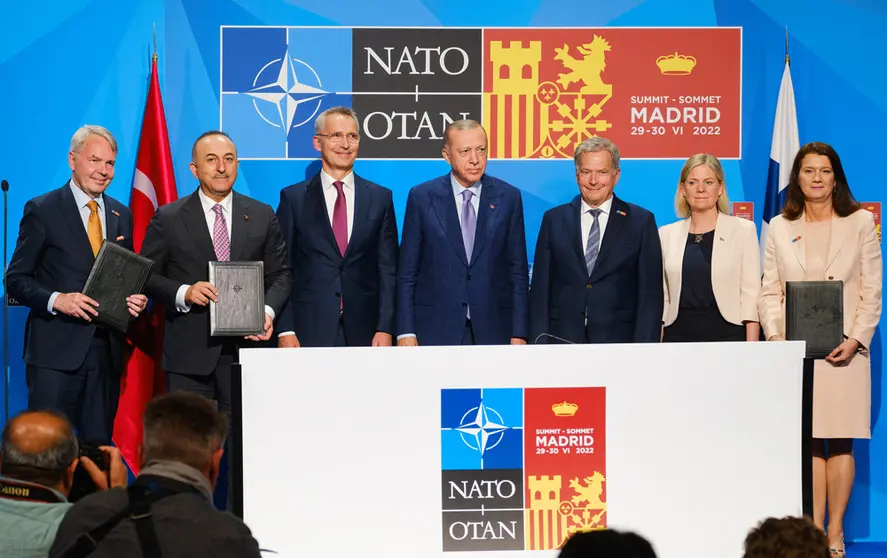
top-left (332, 181), bottom-right (348, 309)
top-left (332, 181), bottom-right (348, 256)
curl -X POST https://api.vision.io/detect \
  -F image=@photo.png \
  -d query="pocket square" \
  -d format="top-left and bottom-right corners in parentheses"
top-left (116, 235), bottom-right (125, 241)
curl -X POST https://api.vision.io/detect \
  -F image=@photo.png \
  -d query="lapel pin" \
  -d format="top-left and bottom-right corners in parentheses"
top-left (244, 215), bottom-right (249, 221)
top-left (616, 210), bottom-right (626, 216)
top-left (792, 235), bottom-right (801, 243)
top-left (719, 236), bottom-right (725, 242)
top-left (111, 210), bottom-right (120, 217)
top-left (490, 204), bottom-right (495, 209)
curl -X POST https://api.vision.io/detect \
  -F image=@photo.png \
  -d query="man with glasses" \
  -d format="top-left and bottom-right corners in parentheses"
top-left (397, 119), bottom-right (529, 346)
top-left (276, 106), bottom-right (399, 347)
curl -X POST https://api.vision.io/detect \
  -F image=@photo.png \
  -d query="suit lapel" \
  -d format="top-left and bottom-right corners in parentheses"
top-left (710, 214), bottom-right (728, 281)
top-left (431, 177), bottom-right (468, 267)
top-left (58, 184), bottom-right (95, 262)
top-left (568, 197), bottom-right (587, 274)
top-left (470, 178), bottom-right (502, 265)
top-left (229, 193), bottom-right (251, 261)
top-left (825, 215), bottom-right (850, 272)
top-left (104, 202), bottom-right (120, 246)
top-left (307, 176), bottom-right (342, 258)
top-left (592, 196), bottom-right (628, 278)
top-left (180, 190), bottom-right (218, 263)
top-left (345, 175), bottom-right (370, 259)
top-left (788, 216), bottom-right (806, 272)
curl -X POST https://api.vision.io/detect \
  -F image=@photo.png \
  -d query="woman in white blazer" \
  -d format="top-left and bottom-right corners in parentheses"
top-left (759, 142), bottom-right (882, 555)
top-left (659, 153), bottom-right (761, 342)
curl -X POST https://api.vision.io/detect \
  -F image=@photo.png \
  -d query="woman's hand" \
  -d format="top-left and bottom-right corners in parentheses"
top-left (825, 338), bottom-right (860, 366)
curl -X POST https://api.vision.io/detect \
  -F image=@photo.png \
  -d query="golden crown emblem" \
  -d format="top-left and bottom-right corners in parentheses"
top-left (656, 52), bottom-right (696, 75)
top-left (552, 401), bottom-right (579, 417)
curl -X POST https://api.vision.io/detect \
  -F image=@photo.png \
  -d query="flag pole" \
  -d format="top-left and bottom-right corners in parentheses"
top-left (785, 26), bottom-right (790, 65)
top-left (153, 22), bottom-right (157, 62)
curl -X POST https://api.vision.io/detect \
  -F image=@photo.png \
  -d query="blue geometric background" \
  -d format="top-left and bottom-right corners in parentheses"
top-left (0, 0), bottom-right (885, 543)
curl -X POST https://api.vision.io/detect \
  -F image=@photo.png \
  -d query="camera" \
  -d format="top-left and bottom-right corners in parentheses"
top-left (67, 441), bottom-right (111, 502)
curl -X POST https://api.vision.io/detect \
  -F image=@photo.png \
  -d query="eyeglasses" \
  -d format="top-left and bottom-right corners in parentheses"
top-left (316, 132), bottom-right (361, 144)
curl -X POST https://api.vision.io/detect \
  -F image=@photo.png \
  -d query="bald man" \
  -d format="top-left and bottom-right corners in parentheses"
top-left (0, 410), bottom-right (126, 557)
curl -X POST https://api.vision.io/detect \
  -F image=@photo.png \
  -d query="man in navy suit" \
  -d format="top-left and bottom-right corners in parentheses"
top-left (276, 107), bottom-right (398, 347)
top-left (529, 137), bottom-right (663, 344)
top-left (397, 120), bottom-right (529, 346)
top-left (6, 126), bottom-right (148, 444)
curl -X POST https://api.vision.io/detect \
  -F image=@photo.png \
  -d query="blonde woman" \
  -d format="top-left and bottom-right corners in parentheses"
top-left (759, 142), bottom-right (882, 555)
top-left (659, 153), bottom-right (761, 342)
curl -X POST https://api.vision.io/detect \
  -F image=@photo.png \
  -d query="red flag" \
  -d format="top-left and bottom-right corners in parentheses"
top-left (112, 54), bottom-right (178, 474)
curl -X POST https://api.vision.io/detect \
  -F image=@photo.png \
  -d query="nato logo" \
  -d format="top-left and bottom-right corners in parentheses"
top-left (441, 388), bottom-right (525, 551)
top-left (441, 388), bottom-right (523, 470)
top-left (220, 27), bottom-right (352, 160)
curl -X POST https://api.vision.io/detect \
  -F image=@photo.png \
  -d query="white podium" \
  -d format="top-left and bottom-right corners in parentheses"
top-left (238, 341), bottom-right (806, 558)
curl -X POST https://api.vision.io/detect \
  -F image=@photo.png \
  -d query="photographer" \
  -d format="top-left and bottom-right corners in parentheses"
top-left (0, 410), bottom-right (127, 557)
top-left (50, 392), bottom-right (262, 558)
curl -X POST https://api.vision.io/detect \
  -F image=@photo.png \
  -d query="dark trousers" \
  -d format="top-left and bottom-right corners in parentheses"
top-left (461, 319), bottom-right (475, 345)
top-left (166, 345), bottom-right (236, 511)
top-left (27, 332), bottom-right (117, 445)
top-left (335, 314), bottom-right (347, 347)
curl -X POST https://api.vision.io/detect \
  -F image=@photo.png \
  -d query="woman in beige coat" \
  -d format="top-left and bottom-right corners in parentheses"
top-left (759, 142), bottom-right (882, 555)
top-left (660, 153), bottom-right (761, 342)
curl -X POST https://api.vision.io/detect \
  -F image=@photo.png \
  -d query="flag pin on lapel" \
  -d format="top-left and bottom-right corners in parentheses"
top-left (616, 210), bottom-right (626, 216)
top-left (792, 235), bottom-right (801, 243)
top-left (490, 204), bottom-right (495, 209)
top-left (111, 210), bottom-right (120, 217)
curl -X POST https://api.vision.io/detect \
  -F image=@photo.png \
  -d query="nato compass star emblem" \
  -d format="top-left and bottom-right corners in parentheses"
top-left (246, 50), bottom-right (328, 131)
top-left (455, 401), bottom-right (511, 458)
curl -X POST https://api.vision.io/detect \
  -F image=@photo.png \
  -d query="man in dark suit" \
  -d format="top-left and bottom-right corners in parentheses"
top-left (141, 130), bottom-right (291, 406)
top-left (397, 119), bottom-right (529, 346)
top-left (6, 125), bottom-right (148, 444)
top-left (529, 137), bottom-right (663, 344)
top-left (276, 107), bottom-right (398, 347)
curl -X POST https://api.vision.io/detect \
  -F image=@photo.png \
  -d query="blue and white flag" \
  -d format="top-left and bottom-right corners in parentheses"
top-left (761, 59), bottom-right (800, 263)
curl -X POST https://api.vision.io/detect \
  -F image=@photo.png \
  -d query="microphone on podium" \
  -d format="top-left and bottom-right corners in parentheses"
top-left (533, 332), bottom-right (576, 344)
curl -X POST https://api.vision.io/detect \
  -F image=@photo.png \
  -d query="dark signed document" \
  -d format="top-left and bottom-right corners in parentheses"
top-left (82, 242), bottom-right (153, 332)
top-left (785, 280), bottom-right (844, 359)
top-left (208, 261), bottom-right (265, 336)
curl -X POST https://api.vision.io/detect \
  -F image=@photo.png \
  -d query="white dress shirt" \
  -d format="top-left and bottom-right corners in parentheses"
top-left (398, 173), bottom-right (482, 340)
top-left (48, 180), bottom-right (107, 314)
top-left (581, 195), bottom-right (613, 253)
top-left (279, 171), bottom-right (355, 338)
top-left (175, 189), bottom-right (274, 319)
top-left (321, 170), bottom-right (355, 243)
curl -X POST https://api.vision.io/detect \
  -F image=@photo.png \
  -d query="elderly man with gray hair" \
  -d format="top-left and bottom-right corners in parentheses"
top-left (529, 137), bottom-right (663, 344)
top-left (6, 125), bottom-right (149, 444)
top-left (0, 410), bottom-right (127, 557)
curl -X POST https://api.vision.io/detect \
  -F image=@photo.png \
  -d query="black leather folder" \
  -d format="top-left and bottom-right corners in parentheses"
top-left (785, 280), bottom-right (844, 359)
top-left (82, 242), bottom-right (153, 332)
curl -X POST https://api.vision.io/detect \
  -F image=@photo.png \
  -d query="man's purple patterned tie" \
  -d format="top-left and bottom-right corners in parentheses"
top-left (333, 181), bottom-right (348, 309)
top-left (212, 204), bottom-right (230, 261)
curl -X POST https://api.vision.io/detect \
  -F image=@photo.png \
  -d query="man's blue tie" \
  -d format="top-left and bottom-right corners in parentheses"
top-left (460, 189), bottom-right (476, 262)
top-left (585, 208), bottom-right (602, 276)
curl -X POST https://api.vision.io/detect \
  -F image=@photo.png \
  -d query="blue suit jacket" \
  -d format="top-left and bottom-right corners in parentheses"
top-left (397, 173), bottom-right (529, 345)
top-left (6, 183), bottom-right (133, 371)
top-left (529, 195), bottom-right (663, 344)
top-left (276, 173), bottom-right (399, 346)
